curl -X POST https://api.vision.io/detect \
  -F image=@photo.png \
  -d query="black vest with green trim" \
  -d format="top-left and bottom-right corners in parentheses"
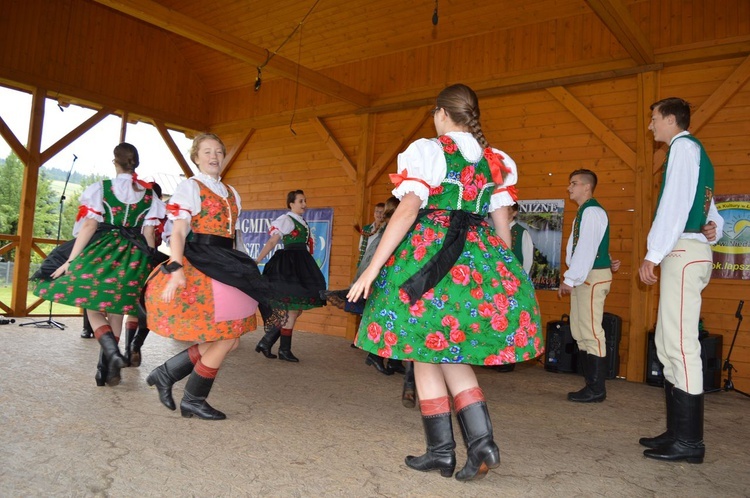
top-left (656, 134), bottom-right (714, 233)
top-left (572, 198), bottom-right (611, 269)
top-left (510, 222), bottom-right (527, 266)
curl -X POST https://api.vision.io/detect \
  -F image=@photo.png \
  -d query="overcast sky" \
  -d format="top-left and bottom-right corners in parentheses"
top-left (0, 85), bottom-right (193, 181)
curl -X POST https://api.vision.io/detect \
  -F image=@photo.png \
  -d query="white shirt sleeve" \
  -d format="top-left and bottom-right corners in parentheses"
top-left (563, 206), bottom-right (608, 287)
top-left (646, 135), bottom-right (701, 264)
top-left (72, 182), bottom-right (105, 237)
top-left (166, 179), bottom-right (202, 222)
top-left (269, 214), bottom-right (294, 237)
top-left (227, 184), bottom-right (243, 230)
top-left (143, 193), bottom-right (166, 227)
top-left (489, 150), bottom-right (519, 211)
top-left (522, 230), bottom-right (534, 274)
top-left (393, 138), bottom-right (447, 207)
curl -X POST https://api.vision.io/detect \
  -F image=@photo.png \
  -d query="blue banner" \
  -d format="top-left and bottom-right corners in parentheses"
top-left (238, 208), bottom-right (334, 286)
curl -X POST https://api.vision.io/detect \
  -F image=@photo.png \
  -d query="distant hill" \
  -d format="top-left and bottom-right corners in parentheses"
top-left (42, 166), bottom-right (106, 186)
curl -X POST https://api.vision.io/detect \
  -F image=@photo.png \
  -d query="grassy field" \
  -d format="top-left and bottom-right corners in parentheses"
top-left (0, 285), bottom-right (81, 316)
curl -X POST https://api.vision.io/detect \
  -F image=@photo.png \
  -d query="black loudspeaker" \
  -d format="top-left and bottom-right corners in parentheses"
top-left (576, 312), bottom-right (622, 379)
top-left (645, 332), bottom-right (723, 391)
top-left (544, 315), bottom-right (577, 373)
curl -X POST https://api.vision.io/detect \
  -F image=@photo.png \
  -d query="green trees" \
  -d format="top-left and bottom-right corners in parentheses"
top-left (0, 152), bottom-right (86, 261)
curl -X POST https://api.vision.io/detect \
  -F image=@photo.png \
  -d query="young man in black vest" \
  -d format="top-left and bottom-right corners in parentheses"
top-left (559, 169), bottom-right (612, 403)
top-left (638, 97), bottom-right (723, 464)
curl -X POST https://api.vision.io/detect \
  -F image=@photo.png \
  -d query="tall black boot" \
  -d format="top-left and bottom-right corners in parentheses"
top-left (146, 349), bottom-right (195, 411)
top-left (97, 331), bottom-right (127, 387)
top-left (255, 327), bottom-right (281, 359)
top-left (278, 334), bottom-right (299, 362)
top-left (365, 353), bottom-right (393, 375)
top-left (455, 401), bottom-right (501, 481)
top-left (388, 359), bottom-right (406, 374)
top-left (640, 380), bottom-right (675, 448)
top-left (567, 350), bottom-right (588, 399)
top-left (644, 388), bottom-right (705, 464)
top-left (568, 353), bottom-right (607, 403)
top-left (180, 371), bottom-right (226, 420)
top-left (94, 348), bottom-right (108, 387)
top-left (129, 327), bottom-right (149, 367)
top-left (405, 413), bottom-right (456, 477)
top-left (124, 325), bottom-right (137, 366)
top-left (402, 362), bottom-right (416, 408)
top-left (81, 313), bottom-right (94, 338)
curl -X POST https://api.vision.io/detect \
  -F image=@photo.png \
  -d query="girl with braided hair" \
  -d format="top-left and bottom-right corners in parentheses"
top-left (34, 142), bottom-right (165, 387)
top-left (348, 84), bottom-right (543, 481)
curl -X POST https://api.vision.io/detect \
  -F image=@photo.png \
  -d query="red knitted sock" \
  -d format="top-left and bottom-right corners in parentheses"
top-left (194, 360), bottom-right (219, 379)
top-left (419, 396), bottom-right (451, 416)
top-left (454, 387), bottom-right (485, 412)
top-left (187, 344), bottom-right (202, 365)
top-left (280, 328), bottom-right (293, 337)
top-left (93, 325), bottom-right (112, 341)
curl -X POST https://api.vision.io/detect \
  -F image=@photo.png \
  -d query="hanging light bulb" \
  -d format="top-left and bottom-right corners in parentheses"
top-left (432, 0), bottom-right (439, 25)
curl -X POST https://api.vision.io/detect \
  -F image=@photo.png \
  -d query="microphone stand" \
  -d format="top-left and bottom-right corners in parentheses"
top-left (21, 154), bottom-right (78, 330)
top-left (719, 300), bottom-right (748, 398)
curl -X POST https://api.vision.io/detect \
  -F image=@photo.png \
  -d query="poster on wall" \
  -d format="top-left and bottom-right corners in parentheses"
top-left (711, 194), bottom-right (750, 280)
top-left (237, 208), bottom-right (334, 286)
top-left (516, 199), bottom-right (565, 290)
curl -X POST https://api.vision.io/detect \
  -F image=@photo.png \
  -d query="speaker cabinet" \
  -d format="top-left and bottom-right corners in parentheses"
top-left (544, 316), bottom-right (577, 373)
top-left (645, 332), bottom-right (723, 391)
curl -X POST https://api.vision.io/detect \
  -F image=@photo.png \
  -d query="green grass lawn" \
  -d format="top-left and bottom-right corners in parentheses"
top-left (0, 285), bottom-right (81, 316)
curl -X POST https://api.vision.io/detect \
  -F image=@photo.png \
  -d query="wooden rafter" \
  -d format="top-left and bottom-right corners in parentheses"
top-left (585, 0), bottom-right (654, 65)
top-left (153, 119), bottom-right (194, 178)
top-left (366, 107), bottom-right (432, 187)
top-left (309, 117), bottom-right (356, 182)
top-left (221, 129), bottom-right (255, 178)
top-left (41, 108), bottom-right (114, 164)
top-left (547, 86), bottom-right (637, 170)
top-left (92, 0), bottom-right (370, 108)
top-left (0, 115), bottom-right (29, 164)
top-left (653, 54), bottom-right (750, 173)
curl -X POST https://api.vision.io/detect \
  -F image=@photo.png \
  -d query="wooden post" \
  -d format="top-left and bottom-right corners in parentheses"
top-left (346, 113), bottom-right (374, 341)
top-left (626, 71), bottom-right (658, 382)
top-left (11, 87), bottom-right (45, 316)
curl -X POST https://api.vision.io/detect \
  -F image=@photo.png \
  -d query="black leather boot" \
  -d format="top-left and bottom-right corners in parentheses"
top-left (568, 353), bottom-right (607, 403)
top-left (255, 327), bottom-right (281, 359)
top-left (129, 326), bottom-right (149, 368)
top-left (124, 324), bottom-right (137, 366)
top-left (567, 350), bottom-right (588, 399)
top-left (402, 362), bottom-right (416, 408)
top-left (365, 353), bottom-right (392, 375)
top-left (146, 348), bottom-right (195, 411)
top-left (97, 331), bottom-right (127, 387)
top-left (180, 371), bottom-right (226, 420)
top-left (640, 380), bottom-right (675, 448)
top-left (80, 313), bottom-right (94, 338)
top-left (388, 359), bottom-right (406, 374)
top-left (278, 334), bottom-right (299, 362)
top-left (644, 388), bottom-right (705, 464)
top-left (94, 348), bottom-right (108, 387)
top-left (405, 412), bottom-right (456, 477)
top-left (455, 401), bottom-right (500, 481)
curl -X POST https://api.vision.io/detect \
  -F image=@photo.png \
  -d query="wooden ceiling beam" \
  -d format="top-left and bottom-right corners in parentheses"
top-left (366, 106), bottom-right (432, 187)
top-left (153, 119), bottom-right (195, 178)
top-left (92, 0), bottom-right (370, 108)
top-left (547, 86), bottom-right (637, 170)
top-left (585, 0), bottom-right (654, 65)
top-left (41, 108), bottom-right (114, 164)
top-left (221, 128), bottom-right (255, 178)
top-left (309, 117), bottom-right (356, 182)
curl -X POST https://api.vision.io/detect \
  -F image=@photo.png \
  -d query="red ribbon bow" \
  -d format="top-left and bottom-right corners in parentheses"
top-left (389, 169), bottom-right (431, 189)
top-left (132, 172), bottom-right (153, 189)
top-left (75, 205), bottom-right (103, 222)
top-left (167, 203), bottom-right (189, 217)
